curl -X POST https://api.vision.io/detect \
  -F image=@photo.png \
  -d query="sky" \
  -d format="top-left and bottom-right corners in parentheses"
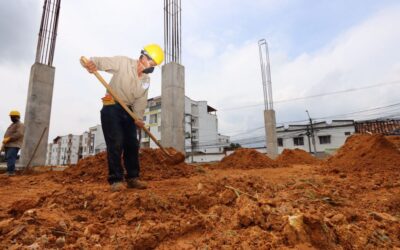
top-left (1, 0), bottom-right (400, 145)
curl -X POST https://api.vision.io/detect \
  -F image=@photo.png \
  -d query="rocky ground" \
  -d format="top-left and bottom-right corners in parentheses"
top-left (0, 134), bottom-right (399, 249)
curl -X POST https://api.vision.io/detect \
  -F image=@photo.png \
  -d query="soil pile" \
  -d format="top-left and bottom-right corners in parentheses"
top-left (276, 148), bottom-right (321, 166)
top-left (386, 135), bottom-right (400, 149)
top-left (210, 148), bottom-right (277, 169)
top-left (326, 134), bottom-right (400, 171)
top-left (61, 148), bottom-right (195, 183)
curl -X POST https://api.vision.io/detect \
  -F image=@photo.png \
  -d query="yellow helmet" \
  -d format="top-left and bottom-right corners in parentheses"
top-left (9, 110), bottom-right (20, 117)
top-left (143, 44), bottom-right (164, 65)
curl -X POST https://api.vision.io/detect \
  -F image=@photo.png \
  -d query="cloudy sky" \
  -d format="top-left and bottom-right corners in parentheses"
top-left (1, 0), bottom-right (400, 145)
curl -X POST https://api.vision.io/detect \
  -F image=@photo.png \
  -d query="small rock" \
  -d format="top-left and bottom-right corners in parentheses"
top-left (197, 183), bottom-right (204, 190)
top-left (370, 212), bottom-right (399, 222)
top-left (90, 234), bottom-right (100, 243)
top-left (235, 197), bottom-right (264, 227)
top-left (93, 244), bottom-right (102, 249)
top-left (40, 234), bottom-right (49, 245)
top-left (339, 173), bottom-right (346, 178)
top-left (0, 218), bottom-right (14, 234)
top-left (330, 213), bottom-right (346, 224)
top-left (24, 209), bottom-right (37, 216)
top-left (124, 209), bottom-right (143, 222)
top-left (58, 220), bottom-right (67, 229)
top-left (76, 237), bottom-right (88, 248)
top-left (219, 189), bottom-right (237, 205)
top-left (26, 242), bottom-right (40, 250)
top-left (55, 237), bottom-right (65, 248)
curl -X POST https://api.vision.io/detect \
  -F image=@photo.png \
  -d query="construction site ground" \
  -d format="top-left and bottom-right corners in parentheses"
top-left (0, 134), bottom-right (399, 249)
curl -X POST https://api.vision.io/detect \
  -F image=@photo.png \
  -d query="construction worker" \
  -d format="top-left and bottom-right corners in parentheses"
top-left (83, 44), bottom-right (164, 192)
top-left (2, 110), bottom-right (25, 176)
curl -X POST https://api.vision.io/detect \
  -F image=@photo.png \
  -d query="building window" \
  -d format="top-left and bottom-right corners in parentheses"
top-left (319, 135), bottom-right (331, 144)
top-left (150, 114), bottom-right (157, 124)
top-left (293, 137), bottom-right (304, 146)
top-left (344, 132), bottom-right (351, 136)
top-left (277, 138), bottom-right (283, 147)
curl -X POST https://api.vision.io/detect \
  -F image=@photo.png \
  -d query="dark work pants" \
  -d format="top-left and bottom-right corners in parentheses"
top-left (5, 147), bottom-right (19, 174)
top-left (100, 104), bottom-right (140, 184)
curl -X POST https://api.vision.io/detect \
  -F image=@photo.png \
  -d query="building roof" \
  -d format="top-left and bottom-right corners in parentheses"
top-left (207, 105), bottom-right (217, 112)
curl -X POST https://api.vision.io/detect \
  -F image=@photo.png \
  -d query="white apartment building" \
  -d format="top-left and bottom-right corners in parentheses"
top-left (46, 134), bottom-right (80, 165)
top-left (141, 96), bottom-right (230, 156)
top-left (276, 120), bottom-right (355, 156)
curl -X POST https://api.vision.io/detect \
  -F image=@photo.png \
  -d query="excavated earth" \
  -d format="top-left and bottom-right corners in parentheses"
top-left (0, 135), bottom-right (399, 249)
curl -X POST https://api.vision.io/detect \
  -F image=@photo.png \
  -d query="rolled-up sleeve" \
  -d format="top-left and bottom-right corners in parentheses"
top-left (91, 56), bottom-right (123, 74)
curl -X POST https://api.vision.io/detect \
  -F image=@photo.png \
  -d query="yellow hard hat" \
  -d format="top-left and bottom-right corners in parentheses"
top-left (143, 44), bottom-right (164, 65)
top-left (9, 110), bottom-right (20, 116)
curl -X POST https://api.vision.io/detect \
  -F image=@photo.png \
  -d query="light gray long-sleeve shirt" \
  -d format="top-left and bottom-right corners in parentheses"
top-left (91, 56), bottom-right (150, 119)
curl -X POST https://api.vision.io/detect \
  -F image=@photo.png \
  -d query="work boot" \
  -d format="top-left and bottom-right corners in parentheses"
top-left (110, 182), bottom-right (125, 192)
top-left (126, 178), bottom-right (147, 189)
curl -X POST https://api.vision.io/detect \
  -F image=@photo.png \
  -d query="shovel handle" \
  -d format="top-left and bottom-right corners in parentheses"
top-left (80, 56), bottom-right (172, 157)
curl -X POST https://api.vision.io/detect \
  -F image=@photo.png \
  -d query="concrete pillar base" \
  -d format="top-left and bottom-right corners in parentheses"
top-left (19, 63), bottom-right (55, 168)
top-left (161, 62), bottom-right (185, 154)
top-left (264, 109), bottom-right (278, 158)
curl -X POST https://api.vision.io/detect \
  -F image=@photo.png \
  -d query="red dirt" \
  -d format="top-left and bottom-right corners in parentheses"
top-left (0, 136), bottom-right (400, 249)
top-left (387, 135), bottom-right (400, 149)
top-left (59, 148), bottom-right (196, 183)
top-left (210, 148), bottom-right (277, 169)
top-left (326, 134), bottom-right (400, 172)
top-left (276, 148), bottom-right (321, 167)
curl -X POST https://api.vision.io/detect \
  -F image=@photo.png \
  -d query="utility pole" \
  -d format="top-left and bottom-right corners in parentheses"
top-left (306, 110), bottom-right (317, 154)
top-left (306, 125), bottom-right (312, 153)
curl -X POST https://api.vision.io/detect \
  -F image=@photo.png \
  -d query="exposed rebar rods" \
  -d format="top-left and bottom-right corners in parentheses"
top-left (35, 0), bottom-right (61, 66)
top-left (164, 0), bottom-right (182, 64)
top-left (258, 39), bottom-right (274, 110)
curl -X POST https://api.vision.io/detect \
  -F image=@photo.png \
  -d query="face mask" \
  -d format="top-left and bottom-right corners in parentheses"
top-left (142, 66), bottom-right (155, 74)
top-left (11, 117), bottom-right (19, 123)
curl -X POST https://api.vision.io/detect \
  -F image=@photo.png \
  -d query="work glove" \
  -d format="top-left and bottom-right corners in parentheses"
top-left (2, 137), bottom-right (10, 145)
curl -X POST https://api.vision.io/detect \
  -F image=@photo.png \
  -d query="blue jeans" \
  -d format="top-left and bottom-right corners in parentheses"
top-left (101, 104), bottom-right (140, 184)
top-left (5, 147), bottom-right (19, 174)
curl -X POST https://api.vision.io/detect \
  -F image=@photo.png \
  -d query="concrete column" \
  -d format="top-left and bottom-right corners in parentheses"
top-left (161, 62), bottom-right (185, 153)
top-left (19, 63), bottom-right (55, 168)
top-left (264, 109), bottom-right (278, 158)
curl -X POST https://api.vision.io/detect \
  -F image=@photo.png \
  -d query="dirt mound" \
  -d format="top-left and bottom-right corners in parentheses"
top-left (210, 148), bottom-right (277, 169)
top-left (60, 148), bottom-right (195, 183)
top-left (326, 134), bottom-right (400, 171)
top-left (386, 135), bottom-right (400, 149)
top-left (276, 149), bottom-right (320, 166)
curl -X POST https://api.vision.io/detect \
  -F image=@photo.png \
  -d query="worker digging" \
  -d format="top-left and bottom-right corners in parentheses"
top-left (81, 44), bottom-right (168, 192)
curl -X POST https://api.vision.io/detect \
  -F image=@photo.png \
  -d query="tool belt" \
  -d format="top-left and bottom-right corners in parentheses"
top-left (102, 93), bottom-right (134, 112)
top-left (102, 93), bottom-right (116, 106)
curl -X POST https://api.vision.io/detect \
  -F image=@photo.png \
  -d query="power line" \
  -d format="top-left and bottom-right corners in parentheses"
top-left (220, 80), bottom-right (400, 111)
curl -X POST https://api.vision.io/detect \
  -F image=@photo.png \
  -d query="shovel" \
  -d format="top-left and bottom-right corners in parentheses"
top-left (80, 56), bottom-right (185, 165)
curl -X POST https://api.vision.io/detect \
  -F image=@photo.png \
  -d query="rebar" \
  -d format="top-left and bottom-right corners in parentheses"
top-left (258, 39), bottom-right (274, 110)
top-left (35, 0), bottom-right (61, 66)
top-left (164, 0), bottom-right (182, 64)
